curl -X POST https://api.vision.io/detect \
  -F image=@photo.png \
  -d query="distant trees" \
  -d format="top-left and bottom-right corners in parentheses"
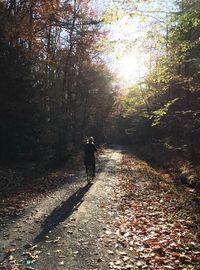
top-left (2, 0), bottom-right (199, 166)
top-left (111, 0), bottom-right (200, 162)
top-left (145, 0), bottom-right (200, 161)
top-left (0, 2), bottom-right (38, 162)
top-left (0, 0), bottom-right (115, 164)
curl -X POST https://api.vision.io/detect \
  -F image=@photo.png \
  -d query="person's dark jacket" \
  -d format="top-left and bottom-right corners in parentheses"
top-left (84, 143), bottom-right (97, 165)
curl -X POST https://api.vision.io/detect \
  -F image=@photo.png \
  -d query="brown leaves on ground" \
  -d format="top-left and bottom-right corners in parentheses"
top-left (104, 154), bottom-right (200, 270)
top-left (0, 166), bottom-right (78, 218)
top-left (0, 151), bottom-right (83, 218)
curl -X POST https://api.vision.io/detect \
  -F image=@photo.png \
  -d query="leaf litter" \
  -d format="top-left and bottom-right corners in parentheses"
top-left (102, 154), bottom-right (200, 270)
top-left (1, 150), bottom-right (200, 270)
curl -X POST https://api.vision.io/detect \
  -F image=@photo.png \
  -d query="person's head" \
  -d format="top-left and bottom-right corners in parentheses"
top-left (88, 136), bottom-right (94, 144)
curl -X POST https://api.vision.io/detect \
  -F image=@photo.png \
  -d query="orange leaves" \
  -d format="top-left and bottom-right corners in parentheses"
top-left (171, 252), bottom-right (184, 258)
top-left (115, 219), bottom-right (125, 227)
top-left (108, 154), bottom-right (200, 269)
top-left (120, 183), bottom-right (135, 193)
top-left (131, 220), bottom-right (140, 226)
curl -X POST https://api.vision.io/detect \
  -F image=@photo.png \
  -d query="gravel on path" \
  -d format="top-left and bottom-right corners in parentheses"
top-left (0, 148), bottom-right (122, 270)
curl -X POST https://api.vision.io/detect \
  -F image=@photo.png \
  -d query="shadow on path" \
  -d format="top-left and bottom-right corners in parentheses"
top-left (34, 183), bottom-right (91, 243)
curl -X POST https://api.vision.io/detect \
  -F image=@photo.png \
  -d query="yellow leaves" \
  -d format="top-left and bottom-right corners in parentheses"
top-left (102, 8), bottom-right (125, 24)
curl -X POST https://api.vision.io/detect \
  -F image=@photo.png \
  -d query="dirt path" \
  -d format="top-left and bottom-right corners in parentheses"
top-left (0, 148), bottom-right (122, 270)
top-left (1, 148), bottom-right (200, 270)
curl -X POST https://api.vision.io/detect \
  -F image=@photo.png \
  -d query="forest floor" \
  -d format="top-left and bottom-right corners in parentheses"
top-left (0, 147), bottom-right (200, 270)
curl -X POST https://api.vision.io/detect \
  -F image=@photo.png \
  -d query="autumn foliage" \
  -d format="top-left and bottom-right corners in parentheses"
top-left (0, 0), bottom-right (114, 165)
top-left (105, 154), bottom-right (200, 269)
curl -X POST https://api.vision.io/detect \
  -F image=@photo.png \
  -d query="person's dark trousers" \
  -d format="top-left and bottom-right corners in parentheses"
top-left (93, 160), bottom-right (96, 177)
top-left (85, 158), bottom-right (95, 177)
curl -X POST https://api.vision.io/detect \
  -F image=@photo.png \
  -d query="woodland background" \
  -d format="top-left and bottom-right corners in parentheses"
top-left (0, 0), bottom-right (200, 193)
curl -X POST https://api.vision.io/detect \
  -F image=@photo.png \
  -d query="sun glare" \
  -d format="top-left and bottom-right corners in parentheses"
top-left (105, 15), bottom-right (150, 87)
top-left (118, 54), bottom-right (140, 81)
top-left (112, 51), bottom-right (149, 86)
top-left (103, 0), bottom-right (176, 87)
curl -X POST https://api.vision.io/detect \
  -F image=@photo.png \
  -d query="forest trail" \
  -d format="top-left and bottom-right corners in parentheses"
top-left (0, 148), bottom-right (200, 270)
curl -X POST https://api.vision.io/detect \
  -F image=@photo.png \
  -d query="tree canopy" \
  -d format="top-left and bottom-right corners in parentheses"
top-left (1, 0), bottom-right (200, 166)
top-left (109, 0), bottom-right (200, 163)
top-left (0, 0), bottom-right (115, 164)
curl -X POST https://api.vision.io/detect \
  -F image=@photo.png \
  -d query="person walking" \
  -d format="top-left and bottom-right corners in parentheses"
top-left (84, 137), bottom-right (97, 177)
